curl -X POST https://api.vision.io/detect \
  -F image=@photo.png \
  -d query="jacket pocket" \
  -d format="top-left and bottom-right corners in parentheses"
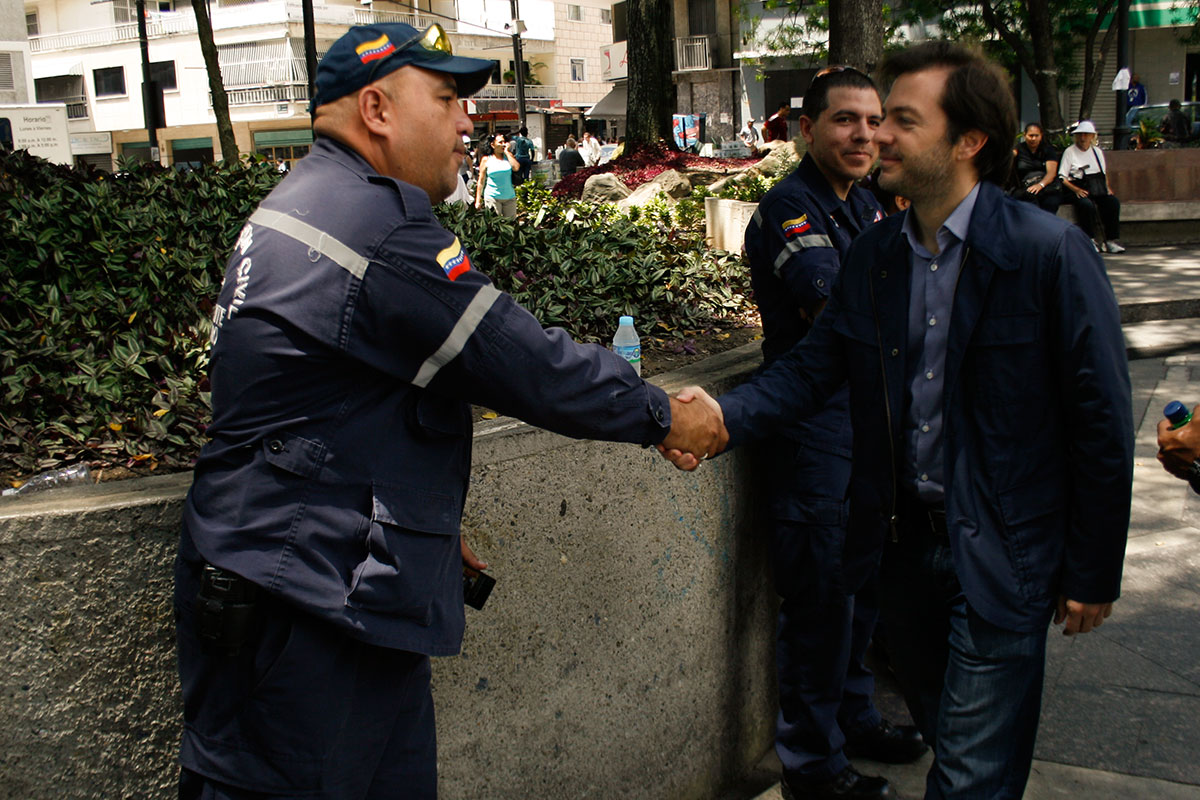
top-left (345, 483), bottom-right (459, 624)
top-left (997, 479), bottom-right (1065, 603)
top-left (261, 431), bottom-right (325, 478)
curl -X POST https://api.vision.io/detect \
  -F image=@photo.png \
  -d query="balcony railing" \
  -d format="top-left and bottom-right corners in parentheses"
top-left (30, 13), bottom-right (197, 53)
top-left (64, 97), bottom-right (89, 119)
top-left (352, 8), bottom-right (454, 30)
top-left (219, 82), bottom-right (309, 106)
top-left (472, 84), bottom-right (558, 100)
top-left (674, 35), bottom-right (712, 72)
top-left (31, 2), bottom-right (459, 54)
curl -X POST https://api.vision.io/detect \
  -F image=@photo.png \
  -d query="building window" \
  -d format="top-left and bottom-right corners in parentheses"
top-left (94, 67), bottom-right (126, 97)
top-left (150, 61), bottom-right (177, 91)
top-left (600, 8), bottom-right (611, 24)
top-left (570, 58), bottom-right (585, 82)
top-left (154, 0), bottom-right (174, 10)
top-left (112, 0), bottom-right (135, 23)
top-left (26, 10), bottom-right (39, 36)
top-left (0, 53), bottom-right (14, 91)
top-left (488, 59), bottom-right (502, 84)
top-left (567, 4), bottom-right (582, 21)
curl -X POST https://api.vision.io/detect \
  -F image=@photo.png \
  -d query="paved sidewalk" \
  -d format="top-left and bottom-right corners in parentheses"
top-left (738, 245), bottom-right (1200, 799)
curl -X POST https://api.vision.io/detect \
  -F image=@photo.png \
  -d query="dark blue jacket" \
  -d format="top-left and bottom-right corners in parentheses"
top-left (720, 181), bottom-right (1133, 632)
top-left (182, 137), bottom-right (671, 656)
top-left (745, 155), bottom-right (883, 465)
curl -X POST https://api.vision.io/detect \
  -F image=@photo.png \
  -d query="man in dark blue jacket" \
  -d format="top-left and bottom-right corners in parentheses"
top-left (175, 22), bottom-right (724, 800)
top-left (745, 67), bottom-right (925, 800)
top-left (666, 43), bottom-right (1132, 799)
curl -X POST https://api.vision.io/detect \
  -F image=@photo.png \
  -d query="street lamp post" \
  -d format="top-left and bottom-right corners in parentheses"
top-left (509, 0), bottom-right (526, 128)
top-left (1114, 0), bottom-right (1131, 149)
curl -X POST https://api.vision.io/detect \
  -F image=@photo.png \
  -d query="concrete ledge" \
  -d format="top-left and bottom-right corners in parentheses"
top-left (0, 346), bottom-right (776, 800)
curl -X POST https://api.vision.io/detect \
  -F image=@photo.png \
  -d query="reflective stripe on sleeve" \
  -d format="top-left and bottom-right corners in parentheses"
top-left (412, 285), bottom-right (503, 388)
top-left (772, 233), bottom-right (836, 277)
top-left (248, 208), bottom-right (370, 279)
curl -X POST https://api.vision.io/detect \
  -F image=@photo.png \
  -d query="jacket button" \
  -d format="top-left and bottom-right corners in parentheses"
top-left (654, 406), bottom-right (665, 423)
top-left (268, 439), bottom-right (284, 454)
top-left (891, 348), bottom-right (899, 357)
top-left (816, 278), bottom-right (825, 288)
top-left (880, 270), bottom-right (888, 278)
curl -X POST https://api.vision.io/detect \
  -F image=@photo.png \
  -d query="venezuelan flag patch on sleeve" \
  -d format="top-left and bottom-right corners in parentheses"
top-left (436, 238), bottom-right (472, 281)
top-left (356, 34), bottom-right (396, 64)
top-left (781, 214), bottom-right (811, 238)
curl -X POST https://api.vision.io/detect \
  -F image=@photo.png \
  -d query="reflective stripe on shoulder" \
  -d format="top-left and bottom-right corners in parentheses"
top-left (412, 284), bottom-right (503, 389)
top-left (751, 208), bottom-right (763, 228)
top-left (248, 208), bottom-right (370, 280)
top-left (772, 233), bottom-right (836, 277)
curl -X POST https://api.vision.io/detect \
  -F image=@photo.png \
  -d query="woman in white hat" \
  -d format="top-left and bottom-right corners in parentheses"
top-left (1058, 120), bottom-right (1126, 253)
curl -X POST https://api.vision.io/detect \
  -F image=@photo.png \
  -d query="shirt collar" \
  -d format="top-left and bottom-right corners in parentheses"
top-left (900, 181), bottom-right (981, 259)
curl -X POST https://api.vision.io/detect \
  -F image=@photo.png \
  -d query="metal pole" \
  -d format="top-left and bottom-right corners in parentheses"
top-left (1113, 0), bottom-right (1131, 149)
top-left (510, 0), bottom-right (526, 128)
top-left (303, 0), bottom-right (318, 123)
top-left (135, 0), bottom-right (158, 161)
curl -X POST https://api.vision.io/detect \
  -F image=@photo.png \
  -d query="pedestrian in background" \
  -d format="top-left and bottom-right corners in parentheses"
top-left (1059, 120), bottom-right (1125, 253)
top-left (475, 132), bottom-right (520, 217)
top-left (558, 136), bottom-right (585, 177)
top-left (1010, 122), bottom-right (1062, 214)
top-left (509, 125), bottom-right (536, 184)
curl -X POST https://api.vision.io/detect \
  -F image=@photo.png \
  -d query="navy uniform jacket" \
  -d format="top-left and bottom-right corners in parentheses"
top-left (720, 181), bottom-right (1133, 632)
top-left (746, 154), bottom-right (883, 454)
top-left (182, 137), bottom-right (671, 656)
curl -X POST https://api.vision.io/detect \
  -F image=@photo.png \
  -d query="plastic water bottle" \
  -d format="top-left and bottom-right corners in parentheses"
top-left (2, 463), bottom-right (92, 497)
top-left (1163, 401), bottom-right (1200, 524)
top-left (612, 315), bottom-right (641, 376)
top-left (1165, 400), bottom-right (1193, 430)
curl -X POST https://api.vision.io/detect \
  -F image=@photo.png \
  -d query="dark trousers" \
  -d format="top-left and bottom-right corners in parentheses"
top-left (878, 507), bottom-right (1046, 800)
top-left (1014, 185), bottom-right (1062, 215)
top-left (175, 557), bottom-right (438, 799)
top-left (514, 156), bottom-right (532, 185)
top-left (1068, 192), bottom-right (1121, 241)
top-left (768, 448), bottom-right (880, 784)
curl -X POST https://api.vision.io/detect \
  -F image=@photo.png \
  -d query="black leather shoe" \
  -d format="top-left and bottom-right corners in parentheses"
top-left (843, 718), bottom-right (929, 764)
top-left (781, 765), bottom-right (893, 799)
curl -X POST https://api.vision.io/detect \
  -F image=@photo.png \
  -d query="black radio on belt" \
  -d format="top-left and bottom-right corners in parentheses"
top-left (463, 567), bottom-right (495, 610)
top-left (195, 564), bottom-right (260, 653)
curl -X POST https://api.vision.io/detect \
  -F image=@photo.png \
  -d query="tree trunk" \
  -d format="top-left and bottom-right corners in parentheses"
top-left (191, 0), bottom-right (238, 162)
top-left (828, 0), bottom-right (884, 74)
top-left (981, 0), bottom-right (1064, 133)
top-left (1078, 0), bottom-right (1118, 121)
top-left (625, 0), bottom-right (676, 151)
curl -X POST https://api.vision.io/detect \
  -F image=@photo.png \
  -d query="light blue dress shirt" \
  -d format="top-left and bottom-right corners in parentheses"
top-left (900, 183), bottom-right (980, 503)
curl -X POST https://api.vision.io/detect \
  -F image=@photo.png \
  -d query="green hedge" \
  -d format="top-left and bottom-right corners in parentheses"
top-left (0, 153), bottom-right (752, 480)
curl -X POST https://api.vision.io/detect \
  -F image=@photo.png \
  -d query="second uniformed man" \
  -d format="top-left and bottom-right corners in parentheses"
top-left (744, 67), bottom-right (927, 800)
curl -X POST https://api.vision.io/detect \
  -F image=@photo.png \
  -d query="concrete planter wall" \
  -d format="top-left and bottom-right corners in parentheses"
top-left (704, 196), bottom-right (758, 252)
top-left (0, 345), bottom-right (775, 800)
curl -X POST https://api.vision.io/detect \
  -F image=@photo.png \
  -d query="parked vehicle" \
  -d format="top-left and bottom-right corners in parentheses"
top-left (1130, 101), bottom-right (1200, 140)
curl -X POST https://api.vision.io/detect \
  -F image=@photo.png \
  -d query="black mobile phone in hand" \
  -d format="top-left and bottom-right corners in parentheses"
top-left (463, 568), bottom-right (496, 610)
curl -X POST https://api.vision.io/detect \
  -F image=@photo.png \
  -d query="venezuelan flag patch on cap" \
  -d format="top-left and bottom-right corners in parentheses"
top-left (436, 238), bottom-right (472, 281)
top-left (781, 214), bottom-right (811, 238)
top-left (356, 34), bottom-right (396, 65)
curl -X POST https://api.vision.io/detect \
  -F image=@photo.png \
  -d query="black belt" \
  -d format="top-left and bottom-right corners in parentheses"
top-left (896, 490), bottom-right (949, 542)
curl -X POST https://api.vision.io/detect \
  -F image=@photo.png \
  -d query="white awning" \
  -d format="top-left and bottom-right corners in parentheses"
top-left (586, 84), bottom-right (627, 118)
top-left (32, 58), bottom-right (83, 80)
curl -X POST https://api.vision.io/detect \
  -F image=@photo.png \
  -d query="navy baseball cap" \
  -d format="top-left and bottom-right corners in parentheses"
top-left (311, 23), bottom-right (494, 110)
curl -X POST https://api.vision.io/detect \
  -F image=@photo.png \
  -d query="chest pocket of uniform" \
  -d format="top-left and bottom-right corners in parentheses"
top-left (414, 391), bottom-right (471, 440)
top-left (261, 431), bottom-right (324, 478)
top-left (345, 483), bottom-right (460, 624)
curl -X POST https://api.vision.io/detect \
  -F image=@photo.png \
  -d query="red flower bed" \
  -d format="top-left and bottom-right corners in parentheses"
top-left (551, 142), bottom-right (759, 199)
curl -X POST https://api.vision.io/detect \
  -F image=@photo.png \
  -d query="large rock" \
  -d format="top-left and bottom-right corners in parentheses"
top-left (616, 169), bottom-right (693, 210)
top-left (581, 172), bottom-right (632, 203)
top-left (751, 139), bottom-right (803, 178)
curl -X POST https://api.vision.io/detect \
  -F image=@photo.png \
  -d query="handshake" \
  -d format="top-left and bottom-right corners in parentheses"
top-left (657, 386), bottom-right (729, 471)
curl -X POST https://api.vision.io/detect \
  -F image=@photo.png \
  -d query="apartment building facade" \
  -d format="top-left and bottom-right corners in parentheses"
top-left (24, 0), bottom-right (615, 168)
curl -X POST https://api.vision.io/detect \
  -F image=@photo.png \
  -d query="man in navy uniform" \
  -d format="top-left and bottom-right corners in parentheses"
top-left (175, 23), bottom-right (724, 799)
top-left (665, 42), bottom-right (1132, 799)
top-left (744, 67), bottom-right (925, 800)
